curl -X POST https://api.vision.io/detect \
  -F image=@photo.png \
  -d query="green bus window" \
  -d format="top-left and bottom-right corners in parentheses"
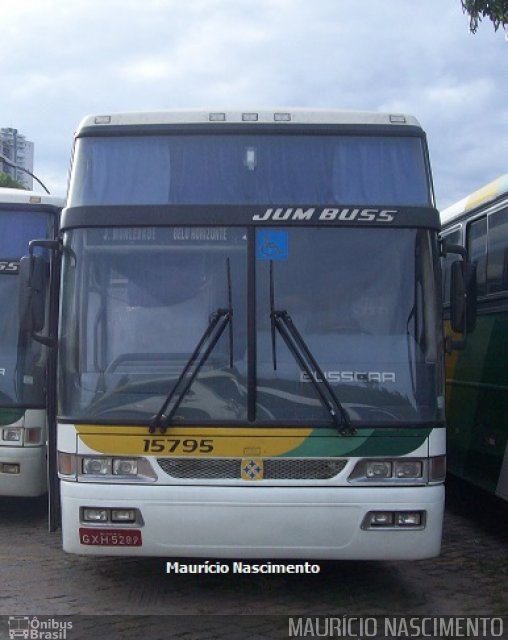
top-left (442, 228), bottom-right (461, 304)
top-left (467, 217), bottom-right (487, 297)
top-left (487, 207), bottom-right (508, 294)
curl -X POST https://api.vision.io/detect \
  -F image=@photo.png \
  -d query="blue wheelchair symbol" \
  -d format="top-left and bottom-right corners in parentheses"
top-left (256, 230), bottom-right (289, 261)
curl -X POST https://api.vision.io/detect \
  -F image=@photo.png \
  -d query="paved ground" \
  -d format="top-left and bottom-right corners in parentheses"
top-left (0, 478), bottom-right (506, 639)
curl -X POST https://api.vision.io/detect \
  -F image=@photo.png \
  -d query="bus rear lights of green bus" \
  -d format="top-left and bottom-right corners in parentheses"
top-left (348, 457), bottom-right (446, 485)
top-left (81, 507), bottom-right (142, 525)
top-left (362, 511), bottom-right (425, 530)
top-left (1, 427), bottom-right (43, 445)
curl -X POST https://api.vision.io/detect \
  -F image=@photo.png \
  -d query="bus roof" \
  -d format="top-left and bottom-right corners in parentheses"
top-left (76, 108), bottom-right (423, 132)
top-left (441, 174), bottom-right (508, 226)
top-left (0, 187), bottom-right (64, 209)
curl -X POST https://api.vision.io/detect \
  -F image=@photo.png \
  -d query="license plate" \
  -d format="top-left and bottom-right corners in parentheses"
top-left (79, 528), bottom-right (142, 547)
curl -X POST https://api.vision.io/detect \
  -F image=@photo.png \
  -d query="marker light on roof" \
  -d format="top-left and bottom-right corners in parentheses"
top-left (274, 113), bottom-right (291, 122)
top-left (389, 114), bottom-right (407, 124)
top-left (242, 113), bottom-right (258, 122)
top-left (94, 115), bottom-right (112, 124)
top-left (29, 196), bottom-right (42, 204)
top-left (209, 113), bottom-right (226, 122)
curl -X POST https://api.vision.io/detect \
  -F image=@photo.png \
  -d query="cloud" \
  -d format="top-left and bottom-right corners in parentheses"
top-left (1, 0), bottom-right (507, 203)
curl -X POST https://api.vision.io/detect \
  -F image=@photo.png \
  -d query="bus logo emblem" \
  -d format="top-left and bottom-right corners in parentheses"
top-left (241, 458), bottom-right (264, 481)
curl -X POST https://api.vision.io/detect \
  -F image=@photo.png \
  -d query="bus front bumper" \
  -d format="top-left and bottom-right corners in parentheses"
top-left (61, 482), bottom-right (444, 559)
top-left (0, 446), bottom-right (47, 497)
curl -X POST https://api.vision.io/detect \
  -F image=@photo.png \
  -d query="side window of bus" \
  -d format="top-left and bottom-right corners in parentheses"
top-left (487, 207), bottom-right (508, 294)
top-left (467, 217), bottom-right (487, 297)
top-left (442, 228), bottom-right (461, 304)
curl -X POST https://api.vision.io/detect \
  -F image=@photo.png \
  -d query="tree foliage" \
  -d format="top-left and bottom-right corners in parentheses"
top-left (461, 0), bottom-right (508, 32)
top-left (0, 172), bottom-right (26, 189)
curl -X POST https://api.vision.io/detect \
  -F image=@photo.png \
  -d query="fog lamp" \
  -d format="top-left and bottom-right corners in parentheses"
top-left (396, 512), bottom-right (422, 527)
top-left (82, 508), bottom-right (108, 522)
top-left (370, 512), bottom-right (394, 526)
top-left (1, 463), bottom-right (20, 474)
top-left (111, 509), bottom-right (137, 523)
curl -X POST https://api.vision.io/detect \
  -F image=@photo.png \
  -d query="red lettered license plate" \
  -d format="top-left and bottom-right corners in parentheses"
top-left (79, 528), bottom-right (142, 547)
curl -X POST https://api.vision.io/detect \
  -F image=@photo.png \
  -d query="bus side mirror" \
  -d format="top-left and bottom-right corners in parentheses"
top-left (18, 255), bottom-right (47, 335)
top-left (449, 260), bottom-right (477, 340)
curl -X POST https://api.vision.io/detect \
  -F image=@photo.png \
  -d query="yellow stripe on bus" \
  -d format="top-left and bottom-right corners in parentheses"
top-left (75, 424), bottom-right (313, 457)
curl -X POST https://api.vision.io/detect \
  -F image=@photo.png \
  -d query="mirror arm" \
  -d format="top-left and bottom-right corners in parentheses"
top-left (441, 241), bottom-right (466, 260)
top-left (28, 239), bottom-right (60, 256)
top-left (31, 333), bottom-right (58, 348)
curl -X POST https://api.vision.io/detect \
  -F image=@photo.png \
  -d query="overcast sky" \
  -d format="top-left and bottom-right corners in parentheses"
top-left (2, 0), bottom-right (507, 209)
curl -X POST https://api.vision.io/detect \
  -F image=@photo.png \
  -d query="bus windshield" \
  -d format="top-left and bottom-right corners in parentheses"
top-left (59, 225), bottom-right (442, 427)
top-left (0, 209), bottom-right (53, 408)
top-left (68, 134), bottom-right (430, 207)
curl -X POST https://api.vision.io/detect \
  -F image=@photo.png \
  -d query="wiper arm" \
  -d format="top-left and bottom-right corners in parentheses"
top-left (270, 262), bottom-right (355, 436)
top-left (149, 258), bottom-right (233, 434)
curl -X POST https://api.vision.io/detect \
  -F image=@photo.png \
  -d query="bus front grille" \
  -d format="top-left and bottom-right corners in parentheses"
top-left (156, 458), bottom-right (348, 480)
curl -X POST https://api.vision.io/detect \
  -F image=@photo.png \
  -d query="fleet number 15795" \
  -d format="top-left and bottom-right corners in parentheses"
top-left (142, 438), bottom-right (214, 454)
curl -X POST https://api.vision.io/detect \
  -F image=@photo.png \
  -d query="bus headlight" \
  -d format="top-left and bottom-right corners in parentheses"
top-left (2, 427), bottom-right (23, 442)
top-left (113, 459), bottom-right (138, 476)
top-left (349, 458), bottom-right (426, 484)
top-left (394, 460), bottom-right (423, 478)
top-left (74, 455), bottom-right (157, 482)
top-left (82, 457), bottom-right (112, 475)
top-left (366, 461), bottom-right (392, 478)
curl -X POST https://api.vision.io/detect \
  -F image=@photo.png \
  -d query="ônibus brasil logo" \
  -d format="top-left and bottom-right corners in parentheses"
top-left (8, 617), bottom-right (73, 640)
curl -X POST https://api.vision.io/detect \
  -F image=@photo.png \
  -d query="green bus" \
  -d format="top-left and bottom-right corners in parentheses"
top-left (441, 174), bottom-right (508, 500)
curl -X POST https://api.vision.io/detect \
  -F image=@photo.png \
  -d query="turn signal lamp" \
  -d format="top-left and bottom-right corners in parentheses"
top-left (25, 427), bottom-right (43, 445)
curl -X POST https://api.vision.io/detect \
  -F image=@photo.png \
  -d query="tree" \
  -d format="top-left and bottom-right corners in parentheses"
top-left (0, 172), bottom-right (26, 189)
top-left (461, 0), bottom-right (508, 33)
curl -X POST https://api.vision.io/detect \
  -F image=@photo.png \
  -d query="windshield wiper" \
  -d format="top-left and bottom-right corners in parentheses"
top-left (149, 258), bottom-right (233, 434)
top-left (269, 261), bottom-right (355, 436)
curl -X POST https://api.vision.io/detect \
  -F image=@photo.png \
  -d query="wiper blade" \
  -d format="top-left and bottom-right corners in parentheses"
top-left (149, 258), bottom-right (233, 434)
top-left (270, 262), bottom-right (355, 436)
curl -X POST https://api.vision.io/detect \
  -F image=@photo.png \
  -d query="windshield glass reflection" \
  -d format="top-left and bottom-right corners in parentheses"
top-left (0, 210), bottom-right (53, 408)
top-left (59, 226), bottom-right (442, 426)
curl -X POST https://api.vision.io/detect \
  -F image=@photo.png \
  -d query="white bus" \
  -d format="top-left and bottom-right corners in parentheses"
top-left (24, 109), bottom-right (469, 557)
top-left (0, 188), bottom-right (61, 497)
